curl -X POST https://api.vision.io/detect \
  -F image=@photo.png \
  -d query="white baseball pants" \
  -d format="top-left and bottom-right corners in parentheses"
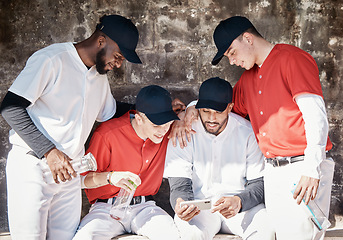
top-left (6, 145), bottom-right (81, 240)
top-left (73, 200), bottom-right (180, 240)
top-left (174, 203), bottom-right (275, 240)
top-left (264, 157), bottom-right (334, 240)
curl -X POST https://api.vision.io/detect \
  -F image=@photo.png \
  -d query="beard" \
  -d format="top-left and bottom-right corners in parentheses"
top-left (199, 114), bottom-right (228, 136)
top-left (95, 48), bottom-right (107, 75)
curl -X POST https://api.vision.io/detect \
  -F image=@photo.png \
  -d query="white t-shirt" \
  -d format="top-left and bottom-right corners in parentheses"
top-left (9, 42), bottom-right (116, 159)
top-left (164, 112), bottom-right (264, 200)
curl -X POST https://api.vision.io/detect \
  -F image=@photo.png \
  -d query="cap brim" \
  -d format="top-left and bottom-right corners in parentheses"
top-left (195, 99), bottom-right (228, 112)
top-left (211, 45), bottom-right (228, 65)
top-left (119, 46), bottom-right (142, 64)
top-left (145, 110), bottom-right (180, 125)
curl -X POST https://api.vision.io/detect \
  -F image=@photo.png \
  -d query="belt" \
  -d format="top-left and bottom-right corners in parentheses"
top-left (97, 195), bottom-right (154, 205)
top-left (266, 155), bottom-right (304, 167)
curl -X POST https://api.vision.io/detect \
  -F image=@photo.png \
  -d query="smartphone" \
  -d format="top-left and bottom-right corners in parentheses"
top-left (180, 199), bottom-right (212, 210)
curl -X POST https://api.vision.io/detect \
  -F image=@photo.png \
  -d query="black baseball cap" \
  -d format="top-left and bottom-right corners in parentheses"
top-left (212, 16), bottom-right (253, 65)
top-left (136, 85), bottom-right (180, 125)
top-left (96, 15), bottom-right (142, 64)
top-left (195, 77), bottom-right (233, 112)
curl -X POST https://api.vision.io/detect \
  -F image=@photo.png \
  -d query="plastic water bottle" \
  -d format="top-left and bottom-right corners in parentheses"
top-left (40, 152), bottom-right (97, 184)
top-left (291, 183), bottom-right (331, 231)
top-left (110, 180), bottom-right (137, 221)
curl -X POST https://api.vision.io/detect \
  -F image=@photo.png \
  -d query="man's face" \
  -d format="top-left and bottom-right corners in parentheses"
top-left (198, 104), bottom-right (232, 136)
top-left (223, 34), bottom-right (255, 70)
top-left (138, 113), bottom-right (174, 144)
top-left (95, 38), bottom-right (125, 74)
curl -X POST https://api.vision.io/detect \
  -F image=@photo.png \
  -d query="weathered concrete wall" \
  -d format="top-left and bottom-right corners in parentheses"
top-left (0, 0), bottom-right (342, 232)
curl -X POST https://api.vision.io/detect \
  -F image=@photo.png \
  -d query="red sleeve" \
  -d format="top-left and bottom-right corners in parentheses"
top-left (81, 129), bottom-right (112, 176)
top-left (232, 79), bottom-right (248, 118)
top-left (286, 50), bottom-right (323, 99)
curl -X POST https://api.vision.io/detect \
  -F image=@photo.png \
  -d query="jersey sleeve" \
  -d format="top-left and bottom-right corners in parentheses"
top-left (84, 130), bottom-right (112, 175)
top-left (9, 52), bottom-right (55, 104)
top-left (232, 79), bottom-right (248, 118)
top-left (245, 132), bottom-right (265, 181)
top-left (164, 138), bottom-right (194, 179)
top-left (96, 82), bottom-right (116, 122)
top-left (286, 50), bottom-right (323, 99)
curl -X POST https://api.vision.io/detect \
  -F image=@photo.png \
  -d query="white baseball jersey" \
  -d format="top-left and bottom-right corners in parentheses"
top-left (8, 42), bottom-right (116, 158)
top-left (6, 42), bottom-right (116, 240)
top-left (164, 112), bottom-right (264, 200)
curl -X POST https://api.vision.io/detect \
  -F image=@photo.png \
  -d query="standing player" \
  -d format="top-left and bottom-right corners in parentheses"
top-left (0, 15), bottom-right (142, 240)
top-left (212, 16), bottom-right (334, 240)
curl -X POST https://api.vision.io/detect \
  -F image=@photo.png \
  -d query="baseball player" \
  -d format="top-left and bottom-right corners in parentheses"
top-left (164, 77), bottom-right (275, 240)
top-left (0, 15), bottom-right (142, 240)
top-left (73, 85), bottom-right (181, 240)
top-left (174, 16), bottom-right (334, 240)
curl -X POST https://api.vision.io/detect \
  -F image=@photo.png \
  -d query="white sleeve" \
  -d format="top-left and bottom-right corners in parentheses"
top-left (164, 138), bottom-right (194, 179)
top-left (186, 100), bottom-right (197, 109)
top-left (96, 82), bottom-right (116, 122)
top-left (245, 132), bottom-right (265, 181)
top-left (295, 94), bottom-right (328, 179)
top-left (9, 52), bottom-right (55, 104)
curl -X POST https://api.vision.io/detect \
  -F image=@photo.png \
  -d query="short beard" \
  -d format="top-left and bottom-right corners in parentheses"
top-left (95, 48), bottom-right (107, 75)
top-left (199, 112), bottom-right (228, 136)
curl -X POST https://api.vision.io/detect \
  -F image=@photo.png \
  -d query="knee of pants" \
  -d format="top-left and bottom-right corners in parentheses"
top-left (175, 217), bottom-right (212, 240)
top-left (132, 204), bottom-right (179, 240)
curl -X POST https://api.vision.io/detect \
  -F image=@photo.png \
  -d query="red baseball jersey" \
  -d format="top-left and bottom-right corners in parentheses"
top-left (233, 44), bottom-right (332, 158)
top-left (84, 111), bottom-right (169, 204)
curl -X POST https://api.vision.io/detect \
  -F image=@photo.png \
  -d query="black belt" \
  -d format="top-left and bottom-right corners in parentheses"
top-left (97, 195), bottom-right (154, 205)
top-left (266, 155), bottom-right (304, 167)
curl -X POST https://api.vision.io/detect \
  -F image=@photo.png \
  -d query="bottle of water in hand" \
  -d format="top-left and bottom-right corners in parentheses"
top-left (110, 180), bottom-right (137, 221)
top-left (40, 152), bottom-right (97, 184)
top-left (291, 183), bottom-right (331, 231)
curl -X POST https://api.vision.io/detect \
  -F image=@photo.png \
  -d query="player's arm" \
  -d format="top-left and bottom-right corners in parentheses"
top-left (211, 177), bottom-right (264, 219)
top-left (0, 91), bottom-right (76, 183)
top-left (169, 177), bottom-right (200, 221)
top-left (0, 91), bottom-right (55, 158)
top-left (235, 177), bottom-right (264, 212)
top-left (168, 177), bottom-right (195, 209)
top-left (169, 101), bottom-right (198, 148)
top-left (292, 94), bottom-right (328, 204)
top-left (82, 171), bottom-right (141, 192)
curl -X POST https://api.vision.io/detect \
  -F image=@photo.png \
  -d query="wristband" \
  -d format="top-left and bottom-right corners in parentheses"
top-left (107, 171), bottom-right (114, 185)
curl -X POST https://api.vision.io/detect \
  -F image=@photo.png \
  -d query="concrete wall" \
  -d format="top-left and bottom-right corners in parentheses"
top-left (0, 0), bottom-right (342, 232)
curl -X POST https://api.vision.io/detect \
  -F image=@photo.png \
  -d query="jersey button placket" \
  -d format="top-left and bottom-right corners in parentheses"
top-left (258, 74), bottom-right (264, 117)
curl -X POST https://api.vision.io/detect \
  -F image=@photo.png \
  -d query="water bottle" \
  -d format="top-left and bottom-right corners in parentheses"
top-left (110, 180), bottom-right (137, 221)
top-left (40, 152), bottom-right (97, 184)
top-left (291, 183), bottom-right (331, 231)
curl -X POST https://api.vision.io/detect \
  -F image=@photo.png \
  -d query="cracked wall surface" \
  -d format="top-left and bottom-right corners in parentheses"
top-left (0, 0), bottom-right (342, 232)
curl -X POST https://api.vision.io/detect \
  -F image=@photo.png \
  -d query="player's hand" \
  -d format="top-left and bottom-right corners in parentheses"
top-left (169, 106), bottom-right (198, 148)
top-left (212, 196), bottom-right (241, 219)
top-left (45, 148), bottom-right (76, 184)
top-left (293, 175), bottom-right (319, 205)
top-left (110, 171), bottom-right (141, 193)
top-left (172, 98), bottom-right (186, 115)
top-left (175, 198), bottom-right (200, 222)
